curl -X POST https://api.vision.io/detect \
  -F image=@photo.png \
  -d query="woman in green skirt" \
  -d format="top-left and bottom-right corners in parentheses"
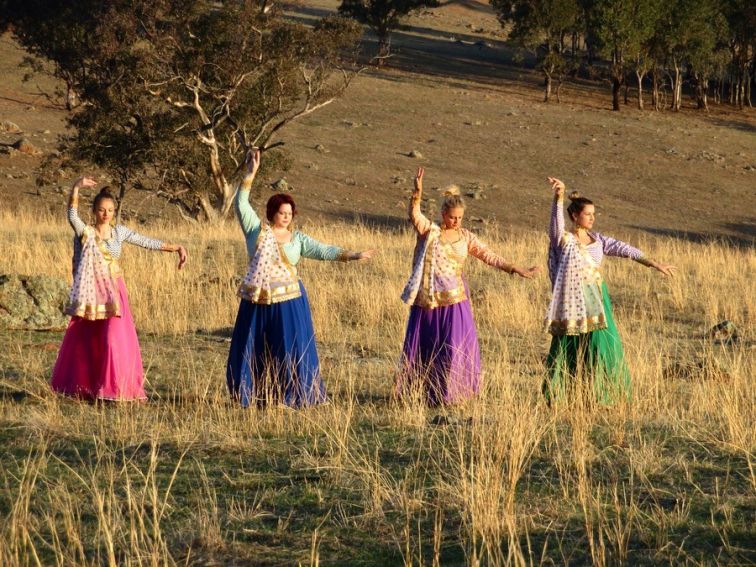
top-left (543, 178), bottom-right (676, 404)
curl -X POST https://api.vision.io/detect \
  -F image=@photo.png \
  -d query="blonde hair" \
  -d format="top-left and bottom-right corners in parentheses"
top-left (440, 185), bottom-right (465, 214)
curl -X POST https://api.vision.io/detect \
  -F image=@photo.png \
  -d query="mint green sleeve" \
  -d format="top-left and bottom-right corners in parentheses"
top-left (235, 187), bottom-right (261, 237)
top-left (297, 232), bottom-right (345, 261)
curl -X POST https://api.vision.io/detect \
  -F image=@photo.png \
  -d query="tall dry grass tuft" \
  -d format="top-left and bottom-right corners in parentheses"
top-left (0, 209), bottom-right (753, 565)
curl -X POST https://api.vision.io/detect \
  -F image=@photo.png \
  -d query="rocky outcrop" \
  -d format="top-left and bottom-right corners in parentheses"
top-left (0, 274), bottom-right (69, 330)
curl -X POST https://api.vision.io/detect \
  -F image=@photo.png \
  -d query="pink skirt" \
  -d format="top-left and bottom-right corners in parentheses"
top-left (51, 278), bottom-right (146, 401)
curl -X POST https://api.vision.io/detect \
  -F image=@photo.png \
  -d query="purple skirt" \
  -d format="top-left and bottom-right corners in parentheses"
top-left (397, 297), bottom-right (481, 406)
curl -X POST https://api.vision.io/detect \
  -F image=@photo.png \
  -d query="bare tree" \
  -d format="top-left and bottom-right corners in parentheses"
top-left (2, 0), bottom-right (362, 221)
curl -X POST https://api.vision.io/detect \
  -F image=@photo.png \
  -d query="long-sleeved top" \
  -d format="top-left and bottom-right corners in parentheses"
top-left (401, 192), bottom-right (514, 309)
top-left (409, 192), bottom-right (514, 272)
top-left (68, 207), bottom-right (163, 272)
top-left (549, 197), bottom-right (644, 267)
top-left (235, 188), bottom-right (346, 264)
top-left (547, 196), bottom-right (651, 287)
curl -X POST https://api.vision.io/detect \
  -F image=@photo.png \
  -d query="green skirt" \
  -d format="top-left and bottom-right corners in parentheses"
top-left (543, 282), bottom-right (631, 405)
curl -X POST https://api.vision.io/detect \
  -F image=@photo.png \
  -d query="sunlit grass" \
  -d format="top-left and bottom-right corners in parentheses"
top-left (0, 210), bottom-right (753, 565)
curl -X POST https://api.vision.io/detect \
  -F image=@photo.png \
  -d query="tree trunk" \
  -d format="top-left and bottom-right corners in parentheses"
top-left (115, 178), bottom-right (127, 224)
top-left (652, 70), bottom-right (660, 110)
top-left (746, 67), bottom-right (752, 107)
top-left (636, 71), bottom-right (645, 110)
top-left (65, 82), bottom-right (79, 111)
top-left (556, 76), bottom-right (564, 103)
top-left (544, 71), bottom-right (552, 103)
top-left (611, 76), bottom-right (622, 111)
top-left (376, 33), bottom-right (390, 66)
top-left (671, 62), bottom-right (682, 111)
top-left (695, 76), bottom-right (708, 111)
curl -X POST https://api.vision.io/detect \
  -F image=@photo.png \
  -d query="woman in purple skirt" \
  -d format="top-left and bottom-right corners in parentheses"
top-left (397, 167), bottom-right (539, 406)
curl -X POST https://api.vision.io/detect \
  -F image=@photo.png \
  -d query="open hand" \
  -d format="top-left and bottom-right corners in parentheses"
top-left (176, 245), bottom-right (187, 270)
top-left (547, 177), bottom-right (565, 198)
top-left (245, 148), bottom-right (261, 177)
top-left (355, 249), bottom-right (375, 261)
top-left (512, 265), bottom-right (540, 279)
top-left (414, 167), bottom-right (424, 192)
top-left (654, 262), bottom-right (676, 277)
top-left (73, 176), bottom-right (98, 189)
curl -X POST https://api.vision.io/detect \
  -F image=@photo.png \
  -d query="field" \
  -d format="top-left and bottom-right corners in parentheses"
top-left (0, 210), bottom-right (754, 565)
top-left (0, 0), bottom-right (755, 565)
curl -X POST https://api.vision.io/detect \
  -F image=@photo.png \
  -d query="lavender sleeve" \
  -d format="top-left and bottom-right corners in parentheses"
top-left (549, 198), bottom-right (565, 248)
top-left (597, 233), bottom-right (644, 260)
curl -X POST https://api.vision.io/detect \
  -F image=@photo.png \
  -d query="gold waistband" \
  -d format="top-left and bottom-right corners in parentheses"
top-left (238, 280), bottom-right (302, 305)
top-left (413, 284), bottom-right (468, 309)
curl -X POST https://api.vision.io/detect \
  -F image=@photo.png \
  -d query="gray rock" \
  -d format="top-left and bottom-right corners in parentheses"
top-left (270, 178), bottom-right (290, 192)
top-left (314, 144), bottom-right (328, 153)
top-left (408, 149), bottom-right (423, 159)
top-left (12, 138), bottom-right (42, 156)
top-left (0, 120), bottom-right (21, 133)
top-left (709, 320), bottom-right (739, 345)
top-left (0, 274), bottom-right (69, 330)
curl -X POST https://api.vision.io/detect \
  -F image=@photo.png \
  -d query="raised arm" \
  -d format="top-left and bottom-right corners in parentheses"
top-left (235, 149), bottom-right (262, 236)
top-left (67, 176), bottom-right (97, 236)
top-left (409, 167), bottom-right (432, 235)
top-left (548, 177), bottom-right (565, 248)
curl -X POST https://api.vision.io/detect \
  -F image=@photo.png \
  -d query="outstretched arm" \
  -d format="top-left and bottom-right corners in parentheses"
top-left (409, 167), bottom-right (432, 235)
top-left (67, 176), bottom-right (97, 236)
top-left (600, 234), bottom-right (677, 278)
top-left (120, 227), bottom-right (187, 270)
top-left (548, 177), bottom-right (565, 247)
top-left (466, 231), bottom-right (539, 278)
top-left (298, 232), bottom-right (374, 262)
top-left (235, 149), bottom-right (262, 236)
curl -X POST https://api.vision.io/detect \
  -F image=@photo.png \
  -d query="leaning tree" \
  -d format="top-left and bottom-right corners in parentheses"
top-left (2, 0), bottom-right (362, 221)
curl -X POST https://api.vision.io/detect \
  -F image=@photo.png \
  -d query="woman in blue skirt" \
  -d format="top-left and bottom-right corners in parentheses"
top-left (227, 150), bottom-right (374, 408)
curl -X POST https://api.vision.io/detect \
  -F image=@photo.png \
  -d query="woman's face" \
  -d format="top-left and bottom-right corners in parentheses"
top-left (273, 203), bottom-right (293, 229)
top-left (442, 206), bottom-right (464, 230)
top-left (94, 199), bottom-right (115, 226)
top-left (572, 204), bottom-right (595, 231)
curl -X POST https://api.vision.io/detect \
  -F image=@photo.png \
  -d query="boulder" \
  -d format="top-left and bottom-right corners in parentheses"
top-left (0, 274), bottom-right (69, 330)
top-left (0, 120), bottom-right (21, 133)
top-left (11, 138), bottom-right (42, 156)
top-left (270, 178), bottom-right (290, 192)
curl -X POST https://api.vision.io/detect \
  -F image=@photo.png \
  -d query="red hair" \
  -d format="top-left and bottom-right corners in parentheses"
top-left (266, 193), bottom-right (297, 222)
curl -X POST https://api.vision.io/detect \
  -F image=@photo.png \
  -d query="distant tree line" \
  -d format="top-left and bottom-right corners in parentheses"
top-left (489, 0), bottom-right (754, 110)
top-left (0, 0), bottom-right (361, 222)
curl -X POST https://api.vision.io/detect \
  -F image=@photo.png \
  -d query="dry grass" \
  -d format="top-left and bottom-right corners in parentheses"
top-left (0, 210), bottom-right (754, 565)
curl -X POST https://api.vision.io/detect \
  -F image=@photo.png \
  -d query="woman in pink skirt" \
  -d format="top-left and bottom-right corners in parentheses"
top-left (51, 176), bottom-right (187, 401)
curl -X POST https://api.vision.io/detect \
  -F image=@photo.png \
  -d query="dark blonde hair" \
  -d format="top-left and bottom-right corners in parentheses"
top-left (441, 186), bottom-right (465, 214)
top-left (567, 191), bottom-right (593, 221)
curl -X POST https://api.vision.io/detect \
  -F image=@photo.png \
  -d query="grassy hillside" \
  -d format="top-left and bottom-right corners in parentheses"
top-left (0, 211), bottom-right (753, 565)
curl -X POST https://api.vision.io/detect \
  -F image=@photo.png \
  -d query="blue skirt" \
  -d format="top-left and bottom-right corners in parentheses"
top-left (226, 281), bottom-right (326, 408)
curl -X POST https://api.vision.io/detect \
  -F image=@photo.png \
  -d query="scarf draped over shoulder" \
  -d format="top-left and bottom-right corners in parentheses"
top-left (238, 225), bottom-right (301, 304)
top-left (65, 226), bottom-right (121, 320)
top-left (401, 224), bottom-right (468, 309)
top-left (545, 232), bottom-right (607, 336)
